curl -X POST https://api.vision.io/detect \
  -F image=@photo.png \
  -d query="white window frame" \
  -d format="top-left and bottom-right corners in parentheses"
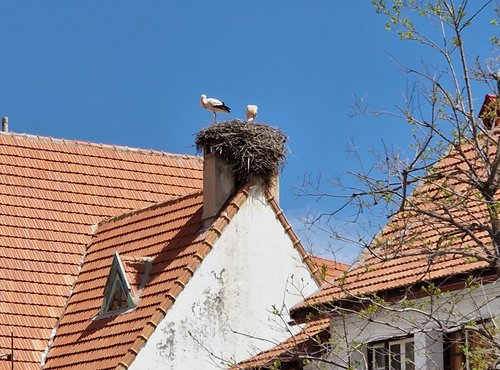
top-left (370, 337), bottom-right (414, 370)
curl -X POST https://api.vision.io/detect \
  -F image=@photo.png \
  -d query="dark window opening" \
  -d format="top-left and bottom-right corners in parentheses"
top-left (444, 329), bottom-right (497, 370)
top-left (368, 338), bottom-right (414, 370)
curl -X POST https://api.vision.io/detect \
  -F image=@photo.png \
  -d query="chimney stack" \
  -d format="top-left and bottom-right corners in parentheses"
top-left (2, 117), bottom-right (8, 133)
top-left (202, 146), bottom-right (235, 220)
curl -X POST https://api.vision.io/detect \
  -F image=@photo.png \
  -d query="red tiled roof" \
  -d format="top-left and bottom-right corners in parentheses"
top-left (0, 132), bottom-right (203, 369)
top-left (43, 191), bottom-right (206, 369)
top-left (43, 181), bottom-right (323, 369)
top-left (232, 318), bottom-right (330, 369)
top-left (293, 117), bottom-right (499, 313)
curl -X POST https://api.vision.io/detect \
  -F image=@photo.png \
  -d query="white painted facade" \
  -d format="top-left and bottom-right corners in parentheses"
top-left (130, 184), bottom-right (319, 370)
top-left (305, 281), bottom-right (500, 370)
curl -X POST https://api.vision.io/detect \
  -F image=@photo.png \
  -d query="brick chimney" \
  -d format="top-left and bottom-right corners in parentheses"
top-left (202, 146), bottom-right (236, 220)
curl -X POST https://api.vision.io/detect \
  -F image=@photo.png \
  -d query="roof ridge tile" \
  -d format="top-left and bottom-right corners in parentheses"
top-left (0, 131), bottom-right (203, 162)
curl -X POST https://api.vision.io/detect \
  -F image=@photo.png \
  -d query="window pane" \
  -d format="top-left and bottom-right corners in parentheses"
top-left (390, 344), bottom-right (402, 370)
top-left (374, 347), bottom-right (386, 370)
top-left (405, 342), bottom-right (415, 370)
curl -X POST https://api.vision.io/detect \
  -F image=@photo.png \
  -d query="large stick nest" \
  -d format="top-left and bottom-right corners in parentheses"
top-left (195, 119), bottom-right (288, 184)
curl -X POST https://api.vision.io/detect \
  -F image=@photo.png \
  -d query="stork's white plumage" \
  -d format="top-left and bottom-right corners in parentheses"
top-left (245, 104), bottom-right (258, 122)
top-left (201, 94), bottom-right (231, 124)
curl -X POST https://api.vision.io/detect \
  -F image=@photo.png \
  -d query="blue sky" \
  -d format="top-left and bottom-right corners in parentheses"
top-left (1, 2), bottom-right (497, 262)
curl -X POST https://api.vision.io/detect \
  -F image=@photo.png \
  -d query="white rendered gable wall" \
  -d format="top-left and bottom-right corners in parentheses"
top-left (130, 184), bottom-right (319, 370)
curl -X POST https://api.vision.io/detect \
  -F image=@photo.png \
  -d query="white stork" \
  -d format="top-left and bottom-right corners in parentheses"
top-left (200, 94), bottom-right (231, 124)
top-left (245, 104), bottom-right (258, 122)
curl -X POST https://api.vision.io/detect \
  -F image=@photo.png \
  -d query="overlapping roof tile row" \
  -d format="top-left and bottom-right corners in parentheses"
top-left (0, 132), bottom-right (203, 369)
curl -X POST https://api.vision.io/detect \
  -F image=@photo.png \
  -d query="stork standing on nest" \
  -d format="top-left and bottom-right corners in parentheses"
top-left (200, 94), bottom-right (231, 124)
top-left (245, 104), bottom-right (258, 122)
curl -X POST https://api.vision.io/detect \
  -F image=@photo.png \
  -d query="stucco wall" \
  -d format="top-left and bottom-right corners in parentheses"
top-left (313, 280), bottom-right (500, 370)
top-left (130, 184), bottom-right (319, 370)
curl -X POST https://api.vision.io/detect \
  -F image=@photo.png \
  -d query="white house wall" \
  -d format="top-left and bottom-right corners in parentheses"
top-left (310, 280), bottom-right (500, 370)
top-left (130, 184), bottom-right (319, 370)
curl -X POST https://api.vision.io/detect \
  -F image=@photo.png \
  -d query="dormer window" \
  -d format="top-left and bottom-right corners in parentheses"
top-left (99, 252), bottom-right (137, 315)
top-left (104, 272), bottom-right (131, 312)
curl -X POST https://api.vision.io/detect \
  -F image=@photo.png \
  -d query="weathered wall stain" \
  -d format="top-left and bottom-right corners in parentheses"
top-left (156, 322), bottom-right (176, 360)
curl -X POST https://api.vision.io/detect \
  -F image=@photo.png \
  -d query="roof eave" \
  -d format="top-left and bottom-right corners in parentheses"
top-left (290, 266), bottom-right (499, 322)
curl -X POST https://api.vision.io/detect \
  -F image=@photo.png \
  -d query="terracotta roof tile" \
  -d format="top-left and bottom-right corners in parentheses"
top-left (0, 132), bottom-right (203, 369)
